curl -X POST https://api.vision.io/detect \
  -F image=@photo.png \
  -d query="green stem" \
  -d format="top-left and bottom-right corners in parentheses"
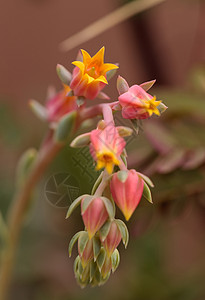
top-left (0, 137), bottom-right (63, 300)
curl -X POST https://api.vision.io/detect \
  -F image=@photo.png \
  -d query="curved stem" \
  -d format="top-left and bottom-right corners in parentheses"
top-left (102, 104), bottom-right (114, 126)
top-left (94, 171), bottom-right (110, 197)
top-left (0, 137), bottom-right (63, 300)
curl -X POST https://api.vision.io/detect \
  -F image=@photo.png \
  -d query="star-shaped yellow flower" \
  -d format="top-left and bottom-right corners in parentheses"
top-left (72, 46), bottom-right (118, 85)
top-left (96, 151), bottom-right (120, 174)
top-left (144, 96), bottom-right (161, 116)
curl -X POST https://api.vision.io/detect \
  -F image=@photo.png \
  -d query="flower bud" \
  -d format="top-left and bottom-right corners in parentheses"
top-left (78, 232), bottom-right (94, 268)
top-left (110, 170), bottom-right (144, 221)
top-left (81, 197), bottom-right (109, 239)
top-left (100, 220), bottom-right (122, 257)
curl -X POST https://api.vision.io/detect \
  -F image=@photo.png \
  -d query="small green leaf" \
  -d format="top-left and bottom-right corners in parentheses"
top-left (115, 219), bottom-right (129, 248)
top-left (91, 172), bottom-right (103, 195)
top-left (93, 237), bottom-right (101, 261)
top-left (111, 249), bottom-right (120, 273)
top-left (54, 111), bottom-right (77, 143)
top-left (143, 182), bottom-right (153, 204)
top-left (101, 197), bottom-right (115, 219)
top-left (99, 220), bottom-right (111, 242)
top-left (29, 100), bottom-right (47, 121)
top-left (137, 172), bottom-right (154, 187)
top-left (70, 133), bottom-right (91, 148)
top-left (97, 247), bottom-right (106, 271)
top-left (78, 231), bottom-right (89, 256)
top-left (68, 231), bottom-right (82, 257)
top-left (56, 64), bottom-right (72, 85)
top-left (66, 194), bottom-right (86, 218)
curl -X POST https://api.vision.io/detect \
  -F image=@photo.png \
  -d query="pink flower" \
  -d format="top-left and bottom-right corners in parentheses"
top-left (90, 125), bottom-right (126, 174)
top-left (46, 85), bottom-right (77, 122)
top-left (81, 197), bottom-right (109, 239)
top-left (118, 78), bottom-right (161, 120)
top-left (110, 170), bottom-right (144, 221)
top-left (100, 221), bottom-right (122, 257)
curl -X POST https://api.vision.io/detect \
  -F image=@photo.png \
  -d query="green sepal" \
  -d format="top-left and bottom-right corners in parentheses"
top-left (101, 197), bottom-right (115, 219)
top-left (117, 75), bottom-right (129, 95)
top-left (140, 79), bottom-right (156, 91)
top-left (81, 195), bottom-right (94, 214)
top-left (66, 194), bottom-right (86, 218)
top-left (74, 255), bottom-right (81, 276)
top-left (81, 263), bottom-right (90, 282)
top-left (54, 111), bottom-right (77, 143)
top-left (142, 182), bottom-right (153, 204)
top-left (111, 249), bottom-right (120, 273)
top-left (93, 237), bottom-right (101, 261)
top-left (138, 172), bottom-right (154, 187)
top-left (117, 126), bottom-right (133, 137)
top-left (117, 170), bottom-right (128, 183)
top-left (106, 65), bottom-right (119, 81)
top-left (56, 64), bottom-right (72, 85)
top-left (158, 102), bottom-right (168, 114)
top-left (16, 148), bottom-right (37, 187)
top-left (91, 172), bottom-right (103, 195)
top-left (68, 231), bottom-right (82, 257)
top-left (29, 100), bottom-right (47, 121)
top-left (90, 260), bottom-right (97, 282)
top-left (115, 219), bottom-right (129, 248)
top-left (70, 133), bottom-right (91, 148)
top-left (99, 220), bottom-right (111, 242)
top-left (78, 231), bottom-right (89, 257)
top-left (96, 247), bottom-right (106, 271)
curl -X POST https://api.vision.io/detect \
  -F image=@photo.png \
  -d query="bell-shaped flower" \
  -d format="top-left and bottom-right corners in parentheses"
top-left (90, 124), bottom-right (126, 174)
top-left (110, 170), bottom-right (144, 221)
top-left (81, 197), bottom-right (109, 239)
top-left (117, 76), bottom-right (164, 120)
top-left (70, 47), bottom-right (118, 100)
top-left (46, 85), bottom-right (77, 122)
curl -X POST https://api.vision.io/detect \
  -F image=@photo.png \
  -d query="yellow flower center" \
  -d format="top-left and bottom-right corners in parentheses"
top-left (96, 151), bottom-right (120, 174)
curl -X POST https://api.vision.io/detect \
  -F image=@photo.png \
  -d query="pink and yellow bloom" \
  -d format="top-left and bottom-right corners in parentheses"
top-left (90, 125), bottom-right (126, 174)
top-left (81, 197), bottom-right (108, 239)
top-left (70, 47), bottom-right (118, 100)
top-left (118, 81), bottom-right (161, 120)
top-left (110, 170), bottom-right (144, 221)
top-left (46, 85), bottom-right (77, 122)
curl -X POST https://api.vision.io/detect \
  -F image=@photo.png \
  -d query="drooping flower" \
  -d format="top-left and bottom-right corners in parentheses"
top-left (78, 233), bottom-right (94, 268)
top-left (90, 124), bottom-right (126, 174)
top-left (117, 77), bottom-right (162, 120)
top-left (100, 220), bottom-right (122, 257)
top-left (46, 85), bottom-right (77, 122)
top-left (110, 170), bottom-right (144, 221)
top-left (81, 197), bottom-right (109, 239)
top-left (70, 47), bottom-right (118, 100)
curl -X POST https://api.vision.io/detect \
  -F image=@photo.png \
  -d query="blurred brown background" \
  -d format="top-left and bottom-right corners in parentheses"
top-left (1, 0), bottom-right (205, 299)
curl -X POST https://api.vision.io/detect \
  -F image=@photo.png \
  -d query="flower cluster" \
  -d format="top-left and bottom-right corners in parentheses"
top-left (30, 46), bottom-right (167, 287)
